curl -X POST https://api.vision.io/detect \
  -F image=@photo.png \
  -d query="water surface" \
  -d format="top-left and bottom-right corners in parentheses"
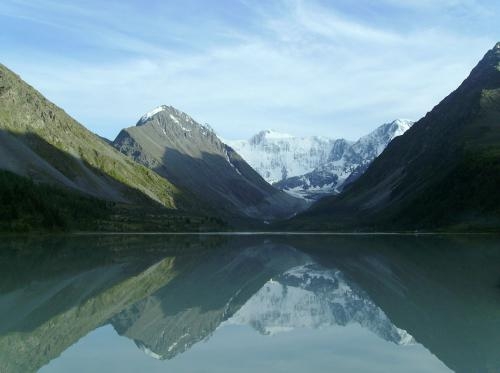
top-left (0, 234), bottom-right (499, 372)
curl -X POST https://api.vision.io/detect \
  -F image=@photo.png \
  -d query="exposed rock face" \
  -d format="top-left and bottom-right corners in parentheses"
top-left (113, 105), bottom-right (306, 219)
top-left (292, 43), bottom-right (500, 230)
top-left (0, 64), bottom-right (187, 209)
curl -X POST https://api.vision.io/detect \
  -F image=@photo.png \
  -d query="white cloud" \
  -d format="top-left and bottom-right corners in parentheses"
top-left (3, 0), bottom-right (497, 141)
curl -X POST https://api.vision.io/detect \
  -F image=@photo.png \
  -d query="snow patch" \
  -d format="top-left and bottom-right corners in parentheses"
top-left (228, 119), bottom-right (413, 198)
top-left (138, 343), bottom-right (162, 360)
top-left (227, 134), bottom-right (337, 184)
top-left (138, 105), bottom-right (167, 125)
top-left (169, 114), bottom-right (180, 124)
top-left (224, 148), bottom-right (242, 176)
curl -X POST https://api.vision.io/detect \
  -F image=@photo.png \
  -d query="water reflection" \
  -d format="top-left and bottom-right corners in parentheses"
top-left (226, 264), bottom-right (414, 345)
top-left (0, 235), bottom-right (498, 372)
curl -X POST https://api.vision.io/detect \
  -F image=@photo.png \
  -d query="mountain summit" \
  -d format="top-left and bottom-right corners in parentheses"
top-left (274, 119), bottom-right (413, 199)
top-left (291, 42), bottom-right (500, 230)
top-left (114, 106), bottom-right (306, 219)
top-left (0, 64), bottom-right (188, 209)
top-left (229, 120), bottom-right (413, 200)
top-left (227, 132), bottom-right (337, 185)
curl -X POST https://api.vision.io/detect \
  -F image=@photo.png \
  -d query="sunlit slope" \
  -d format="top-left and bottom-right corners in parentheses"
top-left (0, 64), bottom-right (189, 209)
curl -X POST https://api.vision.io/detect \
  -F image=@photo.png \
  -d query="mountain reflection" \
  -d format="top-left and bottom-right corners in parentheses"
top-left (0, 235), bottom-right (499, 373)
top-left (226, 264), bottom-right (414, 345)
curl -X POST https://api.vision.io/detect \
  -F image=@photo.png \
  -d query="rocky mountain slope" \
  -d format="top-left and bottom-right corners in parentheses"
top-left (0, 64), bottom-right (205, 228)
top-left (0, 64), bottom-right (248, 231)
top-left (275, 120), bottom-right (413, 199)
top-left (229, 120), bottom-right (413, 200)
top-left (290, 42), bottom-right (500, 230)
top-left (113, 106), bottom-right (306, 220)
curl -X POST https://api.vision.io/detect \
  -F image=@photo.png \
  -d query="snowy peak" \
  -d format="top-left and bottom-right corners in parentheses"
top-left (392, 118), bottom-right (414, 129)
top-left (259, 119), bottom-right (413, 199)
top-left (227, 132), bottom-right (337, 185)
top-left (136, 105), bottom-right (205, 130)
top-left (135, 105), bottom-right (216, 138)
top-left (115, 106), bottom-right (305, 219)
top-left (137, 105), bottom-right (168, 125)
top-left (382, 119), bottom-right (413, 138)
top-left (352, 119), bottom-right (414, 158)
top-left (225, 264), bottom-right (415, 345)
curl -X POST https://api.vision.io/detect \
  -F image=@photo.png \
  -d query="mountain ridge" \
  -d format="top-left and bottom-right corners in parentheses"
top-left (0, 64), bottom-right (227, 231)
top-left (113, 105), bottom-right (306, 220)
top-left (228, 119), bottom-right (413, 200)
top-left (288, 42), bottom-right (500, 230)
top-left (0, 63), bottom-right (188, 208)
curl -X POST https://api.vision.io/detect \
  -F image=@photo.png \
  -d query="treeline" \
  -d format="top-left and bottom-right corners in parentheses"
top-left (0, 170), bottom-right (228, 232)
top-left (0, 170), bottom-right (111, 232)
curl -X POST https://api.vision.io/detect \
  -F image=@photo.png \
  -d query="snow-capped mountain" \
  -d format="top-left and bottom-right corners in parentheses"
top-left (274, 119), bottom-right (414, 199)
top-left (226, 131), bottom-right (339, 184)
top-left (227, 120), bottom-right (413, 200)
top-left (225, 263), bottom-right (414, 345)
top-left (113, 105), bottom-right (306, 219)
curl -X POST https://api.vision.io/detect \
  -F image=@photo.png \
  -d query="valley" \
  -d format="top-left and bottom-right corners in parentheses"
top-left (1, 43), bottom-right (500, 232)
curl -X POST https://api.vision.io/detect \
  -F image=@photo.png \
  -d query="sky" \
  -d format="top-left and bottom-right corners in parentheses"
top-left (1, 0), bottom-right (498, 141)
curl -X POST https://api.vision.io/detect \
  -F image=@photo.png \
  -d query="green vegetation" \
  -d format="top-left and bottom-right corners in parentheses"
top-left (0, 63), bottom-right (233, 232)
top-left (0, 63), bottom-right (191, 210)
top-left (388, 151), bottom-right (500, 230)
top-left (0, 170), bottom-right (227, 232)
top-left (0, 170), bottom-right (111, 232)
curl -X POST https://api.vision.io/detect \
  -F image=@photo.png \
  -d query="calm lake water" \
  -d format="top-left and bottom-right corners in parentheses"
top-left (0, 234), bottom-right (499, 373)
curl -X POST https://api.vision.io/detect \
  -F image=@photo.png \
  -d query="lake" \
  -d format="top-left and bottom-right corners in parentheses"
top-left (0, 234), bottom-right (499, 373)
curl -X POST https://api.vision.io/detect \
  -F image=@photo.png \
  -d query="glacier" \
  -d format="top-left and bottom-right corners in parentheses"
top-left (228, 120), bottom-right (413, 200)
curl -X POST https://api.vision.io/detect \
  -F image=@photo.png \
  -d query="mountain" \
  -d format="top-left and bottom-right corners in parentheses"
top-left (226, 131), bottom-right (338, 184)
top-left (275, 119), bottom-right (414, 199)
top-left (298, 235), bottom-right (500, 373)
top-left (290, 42), bottom-right (500, 230)
top-left (0, 64), bottom-right (189, 207)
top-left (3, 235), bottom-right (499, 372)
top-left (110, 242), bottom-right (308, 360)
top-left (0, 64), bottom-right (221, 231)
top-left (225, 263), bottom-right (414, 345)
top-left (228, 121), bottom-right (412, 201)
top-left (0, 236), bottom-right (193, 373)
top-left (113, 106), bottom-right (306, 220)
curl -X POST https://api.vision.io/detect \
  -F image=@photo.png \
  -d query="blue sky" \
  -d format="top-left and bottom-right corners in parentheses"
top-left (1, 0), bottom-right (498, 140)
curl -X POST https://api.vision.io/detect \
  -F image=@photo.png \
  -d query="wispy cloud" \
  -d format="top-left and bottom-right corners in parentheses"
top-left (1, 0), bottom-right (497, 140)
top-left (270, 0), bottom-right (403, 44)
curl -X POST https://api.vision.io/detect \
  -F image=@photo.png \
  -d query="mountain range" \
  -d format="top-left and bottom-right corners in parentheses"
top-left (225, 263), bottom-right (413, 345)
top-left (226, 131), bottom-right (337, 185)
top-left (1, 42), bottom-right (500, 231)
top-left (0, 64), bottom-right (224, 232)
top-left (0, 65), bottom-right (304, 231)
top-left (2, 235), bottom-right (499, 372)
top-left (113, 105), bottom-right (305, 220)
top-left (228, 120), bottom-right (413, 200)
top-left (288, 42), bottom-right (500, 231)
